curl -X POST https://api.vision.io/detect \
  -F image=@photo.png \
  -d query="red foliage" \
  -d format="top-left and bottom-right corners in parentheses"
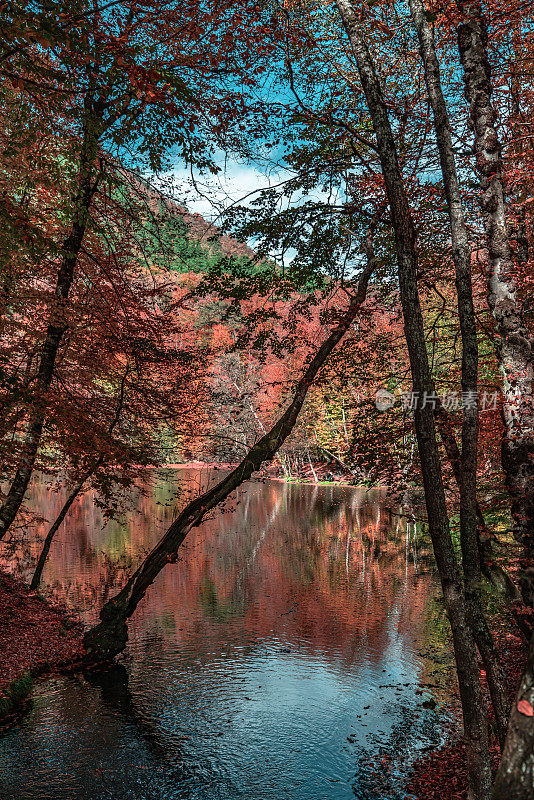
top-left (0, 572), bottom-right (83, 707)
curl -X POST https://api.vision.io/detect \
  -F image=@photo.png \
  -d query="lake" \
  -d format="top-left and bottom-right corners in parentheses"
top-left (0, 468), bottom-right (451, 800)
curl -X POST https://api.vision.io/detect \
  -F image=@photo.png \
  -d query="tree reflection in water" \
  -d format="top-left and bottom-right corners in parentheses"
top-left (0, 469), bottom-right (449, 800)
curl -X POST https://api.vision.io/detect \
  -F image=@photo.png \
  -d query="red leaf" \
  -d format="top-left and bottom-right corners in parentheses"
top-left (517, 699), bottom-right (534, 717)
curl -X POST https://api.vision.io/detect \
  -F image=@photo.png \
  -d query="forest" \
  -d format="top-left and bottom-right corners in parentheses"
top-left (0, 0), bottom-right (532, 798)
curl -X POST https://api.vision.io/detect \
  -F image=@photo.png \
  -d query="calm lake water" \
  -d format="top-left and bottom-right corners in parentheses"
top-left (0, 469), bottom-right (452, 800)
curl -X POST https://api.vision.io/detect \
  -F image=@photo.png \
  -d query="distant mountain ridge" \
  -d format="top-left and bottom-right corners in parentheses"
top-left (136, 176), bottom-right (256, 262)
top-left (166, 200), bottom-right (256, 261)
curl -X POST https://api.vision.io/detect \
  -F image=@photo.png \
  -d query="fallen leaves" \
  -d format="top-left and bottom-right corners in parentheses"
top-left (407, 631), bottom-right (527, 800)
top-left (517, 699), bottom-right (534, 717)
top-left (0, 572), bottom-right (84, 712)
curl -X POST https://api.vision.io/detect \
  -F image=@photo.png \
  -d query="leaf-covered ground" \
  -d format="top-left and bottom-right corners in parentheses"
top-left (0, 571), bottom-right (84, 717)
top-left (406, 630), bottom-right (526, 799)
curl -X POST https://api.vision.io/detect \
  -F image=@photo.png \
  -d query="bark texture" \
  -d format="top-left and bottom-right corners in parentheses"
top-left (335, 1), bottom-right (492, 795)
top-left (410, 0), bottom-right (509, 747)
top-left (456, 0), bottom-right (534, 593)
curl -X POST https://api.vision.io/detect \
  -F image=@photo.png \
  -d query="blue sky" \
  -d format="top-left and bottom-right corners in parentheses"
top-left (168, 155), bottom-right (290, 222)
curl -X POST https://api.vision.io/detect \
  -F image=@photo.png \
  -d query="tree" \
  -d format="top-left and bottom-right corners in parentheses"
top-left (29, 360), bottom-right (131, 590)
top-left (0, 0), bottom-right (278, 538)
top-left (492, 629), bottom-right (534, 799)
top-left (333, 2), bottom-right (492, 794)
top-left (455, 0), bottom-right (534, 603)
top-left (409, 0), bottom-right (510, 746)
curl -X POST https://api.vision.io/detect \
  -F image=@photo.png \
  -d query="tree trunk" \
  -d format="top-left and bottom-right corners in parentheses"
top-left (0, 111), bottom-right (102, 540)
top-left (30, 363), bottom-right (129, 589)
top-left (83, 253), bottom-right (376, 660)
top-left (410, 0), bottom-right (510, 748)
top-left (334, 1), bottom-right (492, 795)
top-left (30, 478), bottom-right (87, 591)
top-left (456, 0), bottom-right (534, 603)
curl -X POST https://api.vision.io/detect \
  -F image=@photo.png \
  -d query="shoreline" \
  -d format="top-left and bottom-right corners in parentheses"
top-left (406, 626), bottom-right (525, 799)
top-left (1, 477), bottom-right (522, 800)
top-left (0, 572), bottom-right (84, 725)
top-left (43, 460), bottom-right (384, 489)
top-left (163, 460), bottom-right (380, 488)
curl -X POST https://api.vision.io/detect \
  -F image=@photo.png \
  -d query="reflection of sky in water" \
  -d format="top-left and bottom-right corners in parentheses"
top-left (0, 472), bottom-right (450, 799)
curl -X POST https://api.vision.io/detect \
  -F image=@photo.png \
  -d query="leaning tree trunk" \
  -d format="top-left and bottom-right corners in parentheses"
top-left (334, 1), bottom-right (492, 795)
top-left (0, 109), bottom-right (103, 540)
top-left (456, 0), bottom-right (534, 604)
top-left (83, 251), bottom-right (377, 660)
top-left (30, 477), bottom-right (89, 591)
top-left (410, 0), bottom-right (510, 747)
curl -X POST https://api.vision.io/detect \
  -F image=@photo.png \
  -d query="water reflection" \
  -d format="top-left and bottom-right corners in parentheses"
top-left (0, 470), bottom-right (446, 800)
